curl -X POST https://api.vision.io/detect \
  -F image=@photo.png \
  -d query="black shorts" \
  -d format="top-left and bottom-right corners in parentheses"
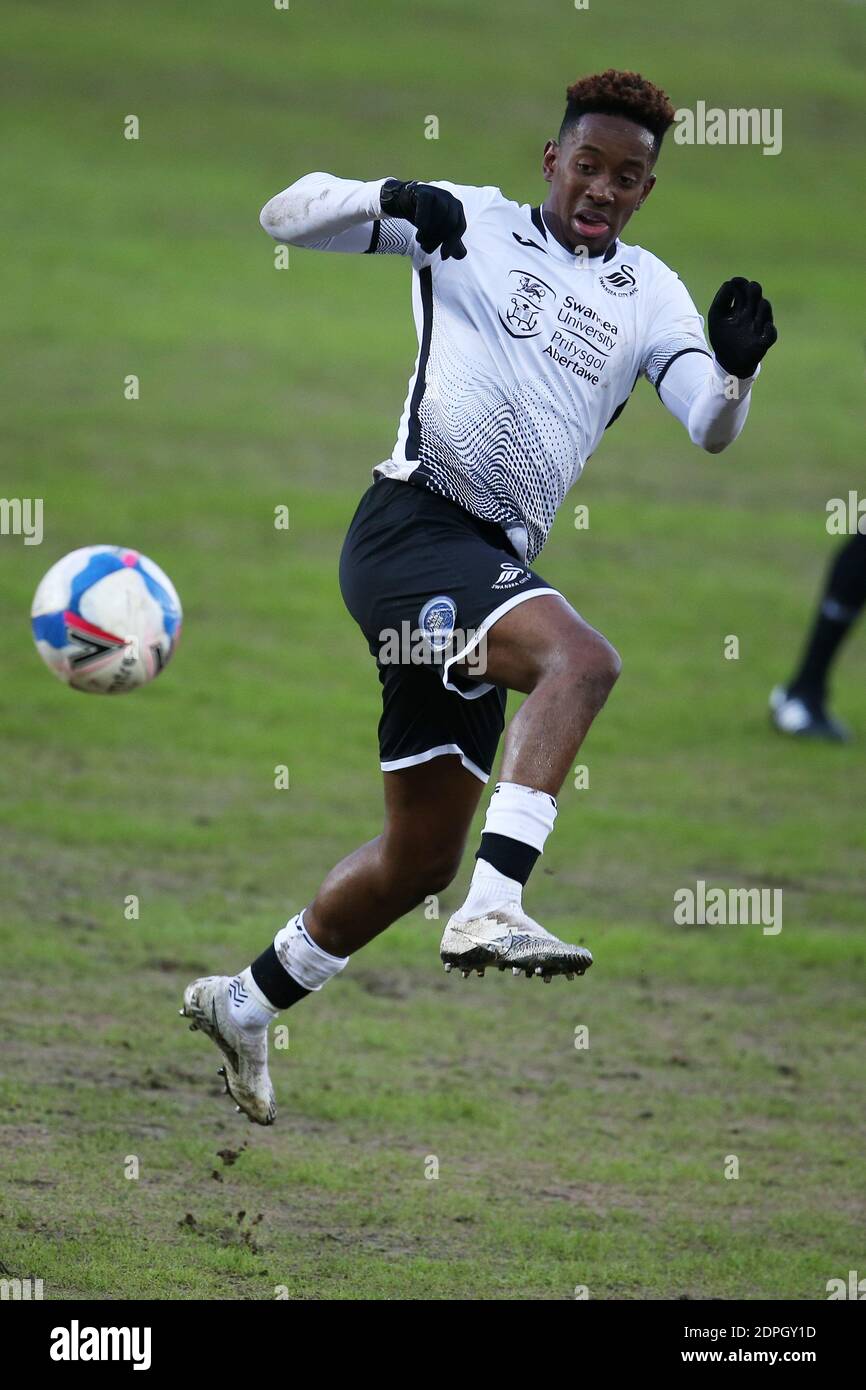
top-left (339, 478), bottom-right (558, 783)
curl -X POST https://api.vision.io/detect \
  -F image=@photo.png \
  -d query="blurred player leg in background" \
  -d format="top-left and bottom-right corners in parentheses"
top-left (770, 529), bottom-right (866, 741)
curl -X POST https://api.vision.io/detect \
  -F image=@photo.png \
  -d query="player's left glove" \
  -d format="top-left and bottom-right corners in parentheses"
top-left (708, 277), bottom-right (777, 378)
top-left (379, 178), bottom-right (467, 260)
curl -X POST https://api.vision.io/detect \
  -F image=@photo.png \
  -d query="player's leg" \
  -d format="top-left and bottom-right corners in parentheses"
top-left (480, 590), bottom-right (620, 792)
top-left (183, 479), bottom-right (516, 1123)
top-left (182, 755), bottom-right (484, 1124)
top-left (300, 755), bottom-right (485, 955)
top-left (771, 530), bottom-right (866, 740)
top-left (440, 590), bottom-right (620, 980)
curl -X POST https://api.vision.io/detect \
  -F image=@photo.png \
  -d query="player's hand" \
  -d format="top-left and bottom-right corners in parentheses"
top-left (708, 278), bottom-right (777, 378)
top-left (380, 179), bottom-right (467, 260)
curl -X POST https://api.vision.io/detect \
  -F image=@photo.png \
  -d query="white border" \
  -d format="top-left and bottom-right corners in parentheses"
top-left (381, 743), bottom-right (488, 784)
top-left (441, 586), bottom-right (561, 699)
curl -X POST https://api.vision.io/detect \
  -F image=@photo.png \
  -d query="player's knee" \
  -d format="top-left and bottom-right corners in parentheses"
top-left (585, 635), bottom-right (622, 707)
top-left (556, 629), bottom-right (621, 706)
top-left (594, 636), bottom-right (622, 693)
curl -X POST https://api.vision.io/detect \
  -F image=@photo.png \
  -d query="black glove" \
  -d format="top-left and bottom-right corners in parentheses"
top-left (379, 179), bottom-right (467, 260)
top-left (708, 277), bottom-right (777, 378)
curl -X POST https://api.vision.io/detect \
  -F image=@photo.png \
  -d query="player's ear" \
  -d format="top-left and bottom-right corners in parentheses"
top-left (635, 173), bottom-right (656, 209)
top-left (542, 139), bottom-right (558, 184)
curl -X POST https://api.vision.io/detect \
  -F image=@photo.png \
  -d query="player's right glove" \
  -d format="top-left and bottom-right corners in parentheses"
top-left (708, 277), bottom-right (777, 378)
top-left (379, 178), bottom-right (467, 260)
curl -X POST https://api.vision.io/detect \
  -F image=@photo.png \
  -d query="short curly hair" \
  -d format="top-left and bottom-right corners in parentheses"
top-left (560, 69), bottom-right (676, 157)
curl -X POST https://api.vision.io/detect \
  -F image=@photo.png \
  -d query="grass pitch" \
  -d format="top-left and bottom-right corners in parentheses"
top-left (1, 0), bottom-right (865, 1299)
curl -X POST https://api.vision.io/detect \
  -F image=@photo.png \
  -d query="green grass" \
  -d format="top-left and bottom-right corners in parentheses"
top-left (1, 0), bottom-right (865, 1299)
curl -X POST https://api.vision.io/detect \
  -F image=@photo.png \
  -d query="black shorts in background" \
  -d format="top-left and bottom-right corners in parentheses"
top-left (339, 478), bottom-right (558, 783)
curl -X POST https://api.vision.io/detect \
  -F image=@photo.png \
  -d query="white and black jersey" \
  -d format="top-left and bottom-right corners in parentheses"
top-left (261, 173), bottom-right (755, 565)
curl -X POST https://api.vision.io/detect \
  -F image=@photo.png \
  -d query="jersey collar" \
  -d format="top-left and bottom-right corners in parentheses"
top-left (531, 206), bottom-right (619, 269)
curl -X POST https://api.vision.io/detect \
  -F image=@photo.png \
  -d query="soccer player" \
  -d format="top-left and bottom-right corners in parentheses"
top-left (183, 70), bottom-right (777, 1123)
top-left (770, 529), bottom-right (866, 740)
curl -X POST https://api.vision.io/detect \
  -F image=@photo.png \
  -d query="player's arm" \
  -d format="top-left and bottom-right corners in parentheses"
top-left (659, 352), bottom-right (757, 455)
top-left (259, 172), bottom-right (466, 258)
top-left (648, 276), bottom-right (777, 454)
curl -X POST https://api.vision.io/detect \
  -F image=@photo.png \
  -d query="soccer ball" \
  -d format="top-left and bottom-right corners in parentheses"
top-left (31, 545), bottom-right (182, 694)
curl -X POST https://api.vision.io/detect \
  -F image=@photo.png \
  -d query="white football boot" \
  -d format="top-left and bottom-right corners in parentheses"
top-left (440, 904), bottom-right (592, 982)
top-left (181, 975), bottom-right (277, 1125)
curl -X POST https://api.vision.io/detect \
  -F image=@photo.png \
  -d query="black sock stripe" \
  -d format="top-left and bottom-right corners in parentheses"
top-left (250, 943), bottom-right (310, 1010)
top-left (476, 832), bottom-right (540, 887)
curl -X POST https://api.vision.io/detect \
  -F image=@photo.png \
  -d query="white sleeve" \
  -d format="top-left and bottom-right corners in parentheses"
top-left (259, 171), bottom-right (418, 256)
top-left (641, 269), bottom-right (711, 391)
top-left (659, 352), bottom-right (759, 454)
top-left (640, 265), bottom-right (755, 453)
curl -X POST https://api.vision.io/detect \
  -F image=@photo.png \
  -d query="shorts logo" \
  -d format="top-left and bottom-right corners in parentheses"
top-left (418, 595), bottom-right (457, 651)
top-left (492, 564), bottom-right (530, 590)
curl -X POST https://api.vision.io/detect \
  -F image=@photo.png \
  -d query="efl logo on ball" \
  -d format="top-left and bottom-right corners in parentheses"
top-left (31, 545), bottom-right (182, 694)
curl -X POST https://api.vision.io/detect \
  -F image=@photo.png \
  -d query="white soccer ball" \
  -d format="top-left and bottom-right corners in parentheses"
top-left (31, 545), bottom-right (182, 694)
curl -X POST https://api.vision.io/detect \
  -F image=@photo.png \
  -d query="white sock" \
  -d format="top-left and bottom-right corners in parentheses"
top-left (227, 966), bottom-right (278, 1034)
top-left (461, 860), bottom-right (524, 916)
top-left (460, 782), bottom-right (558, 915)
top-left (482, 780), bottom-right (557, 849)
top-left (273, 911), bottom-right (349, 992)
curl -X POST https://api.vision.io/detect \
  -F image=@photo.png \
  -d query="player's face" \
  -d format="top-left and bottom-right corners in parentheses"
top-left (542, 113), bottom-right (657, 256)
